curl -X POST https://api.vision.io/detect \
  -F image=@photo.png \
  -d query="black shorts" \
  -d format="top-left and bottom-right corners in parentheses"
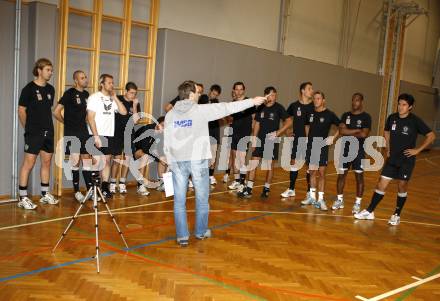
top-left (231, 133), bottom-right (251, 152)
top-left (305, 144), bottom-right (329, 167)
top-left (381, 159), bottom-right (415, 181)
top-left (92, 136), bottom-right (117, 156)
top-left (64, 132), bottom-right (90, 155)
top-left (291, 137), bottom-right (308, 161)
top-left (24, 131), bottom-right (54, 154)
top-left (252, 143), bottom-right (279, 161)
top-left (110, 134), bottom-right (124, 156)
top-left (339, 151), bottom-right (365, 173)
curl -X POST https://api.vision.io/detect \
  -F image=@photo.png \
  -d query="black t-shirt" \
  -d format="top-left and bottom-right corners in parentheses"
top-left (134, 123), bottom-right (164, 157)
top-left (255, 102), bottom-right (288, 138)
top-left (198, 96), bottom-right (221, 139)
top-left (231, 97), bottom-right (255, 137)
top-left (308, 109), bottom-right (340, 138)
top-left (59, 87), bottom-right (89, 136)
top-left (340, 111), bottom-right (372, 154)
top-left (115, 95), bottom-right (141, 137)
top-left (19, 81), bottom-right (55, 134)
top-left (385, 113), bottom-right (432, 164)
top-left (286, 100), bottom-right (314, 137)
top-left (169, 95), bottom-right (180, 107)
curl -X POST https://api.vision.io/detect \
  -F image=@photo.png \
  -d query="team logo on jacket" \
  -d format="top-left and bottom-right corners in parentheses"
top-left (174, 119), bottom-right (193, 128)
top-left (309, 114), bottom-right (314, 122)
top-left (47, 94), bottom-right (52, 100)
top-left (260, 112), bottom-right (264, 118)
top-left (402, 126), bottom-right (409, 135)
top-left (297, 108), bottom-right (301, 116)
top-left (320, 117), bottom-right (324, 123)
top-left (269, 113), bottom-right (274, 120)
top-left (76, 95), bottom-right (81, 104)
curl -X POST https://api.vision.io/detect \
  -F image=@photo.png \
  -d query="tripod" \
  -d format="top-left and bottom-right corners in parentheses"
top-left (52, 175), bottom-right (129, 273)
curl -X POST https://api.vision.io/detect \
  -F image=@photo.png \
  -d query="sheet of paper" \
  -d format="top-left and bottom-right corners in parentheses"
top-left (163, 172), bottom-right (174, 197)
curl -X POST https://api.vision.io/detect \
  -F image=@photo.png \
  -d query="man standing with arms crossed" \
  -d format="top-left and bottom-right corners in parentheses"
top-left (87, 74), bottom-right (127, 198)
top-left (333, 93), bottom-right (371, 213)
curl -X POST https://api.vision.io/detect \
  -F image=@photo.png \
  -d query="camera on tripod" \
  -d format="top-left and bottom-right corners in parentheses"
top-left (91, 171), bottom-right (101, 186)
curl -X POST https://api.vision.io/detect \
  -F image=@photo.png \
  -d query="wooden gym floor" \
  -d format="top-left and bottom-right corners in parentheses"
top-left (0, 151), bottom-right (439, 301)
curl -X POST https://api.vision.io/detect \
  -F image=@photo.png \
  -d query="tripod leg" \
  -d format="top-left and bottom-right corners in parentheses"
top-left (52, 187), bottom-right (93, 253)
top-left (94, 186), bottom-right (100, 273)
top-left (98, 191), bottom-right (129, 249)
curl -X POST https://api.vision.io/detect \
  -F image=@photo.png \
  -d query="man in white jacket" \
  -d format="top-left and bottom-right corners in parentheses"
top-left (164, 80), bottom-right (266, 246)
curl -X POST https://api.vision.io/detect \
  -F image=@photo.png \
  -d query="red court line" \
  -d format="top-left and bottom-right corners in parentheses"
top-left (99, 241), bottom-right (351, 301)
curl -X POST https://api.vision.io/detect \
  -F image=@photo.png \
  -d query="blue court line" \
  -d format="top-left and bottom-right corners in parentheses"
top-left (0, 211), bottom-right (275, 283)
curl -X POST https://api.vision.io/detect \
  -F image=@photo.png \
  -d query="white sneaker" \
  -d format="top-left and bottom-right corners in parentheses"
top-left (74, 191), bottom-right (84, 203)
top-left (17, 197), bottom-right (37, 210)
top-left (156, 180), bottom-right (165, 191)
top-left (210, 176), bottom-right (217, 185)
top-left (331, 199), bottom-right (344, 210)
top-left (118, 183), bottom-right (127, 194)
top-left (280, 188), bottom-right (295, 198)
top-left (223, 174), bottom-right (229, 183)
top-left (352, 202), bottom-right (361, 214)
top-left (137, 184), bottom-right (150, 196)
top-left (301, 193), bottom-right (316, 205)
top-left (228, 181), bottom-right (241, 190)
top-left (354, 209), bottom-right (375, 220)
top-left (109, 183), bottom-right (116, 193)
top-left (188, 180), bottom-right (194, 188)
top-left (388, 214), bottom-right (400, 226)
top-left (235, 184), bottom-right (245, 193)
top-left (316, 199), bottom-right (328, 211)
top-left (39, 193), bottom-right (59, 205)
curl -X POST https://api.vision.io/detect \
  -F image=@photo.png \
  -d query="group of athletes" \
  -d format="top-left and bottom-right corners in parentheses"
top-left (16, 58), bottom-right (435, 226)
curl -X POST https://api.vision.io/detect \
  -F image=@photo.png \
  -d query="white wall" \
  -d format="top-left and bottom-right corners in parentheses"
top-left (22, 0), bottom-right (440, 87)
top-left (401, 0), bottom-right (440, 86)
top-left (158, 0), bottom-right (282, 51)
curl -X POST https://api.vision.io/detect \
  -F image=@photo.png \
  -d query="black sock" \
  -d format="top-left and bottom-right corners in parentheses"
top-left (209, 168), bottom-right (214, 176)
top-left (289, 170), bottom-right (298, 190)
top-left (306, 171), bottom-right (311, 191)
top-left (226, 168), bottom-right (230, 175)
top-left (82, 170), bottom-right (92, 190)
top-left (72, 169), bottom-right (80, 192)
top-left (367, 190), bottom-right (385, 212)
top-left (394, 192), bottom-right (408, 216)
top-left (41, 183), bottom-right (49, 196)
top-left (19, 185), bottom-right (28, 200)
top-left (239, 173), bottom-right (246, 185)
top-left (137, 178), bottom-right (144, 188)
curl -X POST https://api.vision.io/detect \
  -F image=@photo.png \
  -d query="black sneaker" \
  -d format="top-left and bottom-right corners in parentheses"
top-left (238, 187), bottom-right (252, 198)
top-left (260, 188), bottom-right (270, 198)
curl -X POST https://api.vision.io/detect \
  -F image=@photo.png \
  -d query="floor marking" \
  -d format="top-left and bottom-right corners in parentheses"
top-left (233, 210), bottom-right (440, 227)
top-left (103, 209), bottom-right (224, 215)
top-left (0, 172), bottom-right (326, 232)
top-left (411, 276), bottom-right (422, 281)
top-left (355, 272), bottom-right (440, 301)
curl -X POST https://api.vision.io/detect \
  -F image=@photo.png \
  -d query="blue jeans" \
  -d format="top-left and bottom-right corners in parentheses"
top-left (172, 159), bottom-right (210, 240)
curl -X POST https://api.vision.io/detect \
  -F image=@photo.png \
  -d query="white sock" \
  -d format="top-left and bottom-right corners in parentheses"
top-left (318, 191), bottom-right (324, 201)
top-left (309, 188), bottom-right (316, 200)
top-left (337, 194), bottom-right (343, 201)
top-left (234, 174), bottom-right (240, 181)
top-left (264, 183), bottom-right (270, 189)
top-left (247, 181), bottom-right (254, 189)
top-left (355, 197), bottom-right (362, 204)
